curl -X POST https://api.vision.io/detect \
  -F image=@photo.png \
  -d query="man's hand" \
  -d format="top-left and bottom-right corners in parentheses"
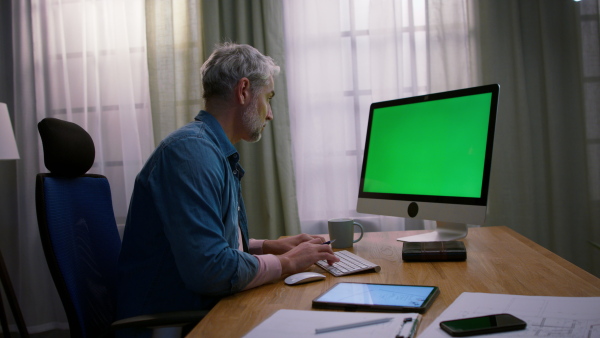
top-left (263, 233), bottom-right (327, 255)
top-left (276, 238), bottom-right (340, 276)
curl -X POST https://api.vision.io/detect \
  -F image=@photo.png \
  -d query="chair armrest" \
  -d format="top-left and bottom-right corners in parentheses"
top-left (111, 310), bottom-right (209, 330)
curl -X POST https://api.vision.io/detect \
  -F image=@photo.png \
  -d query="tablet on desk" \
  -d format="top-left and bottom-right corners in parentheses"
top-left (312, 282), bottom-right (439, 313)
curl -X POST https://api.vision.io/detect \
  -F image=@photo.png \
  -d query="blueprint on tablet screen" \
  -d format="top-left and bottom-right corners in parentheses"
top-left (317, 283), bottom-right (435, 307)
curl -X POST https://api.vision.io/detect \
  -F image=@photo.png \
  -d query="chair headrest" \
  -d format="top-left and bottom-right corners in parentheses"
top-left (38, 118), bottom-right (95, 177)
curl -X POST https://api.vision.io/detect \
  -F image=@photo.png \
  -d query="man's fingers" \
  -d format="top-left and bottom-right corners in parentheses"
top-left (309, 237), bottom-right (324, 244)
top-left (310, 235), bottom-right (327, 242)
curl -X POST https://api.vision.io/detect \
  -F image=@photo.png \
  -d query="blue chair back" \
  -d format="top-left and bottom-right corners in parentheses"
top-left (35, 118), bottom-right (121, 337)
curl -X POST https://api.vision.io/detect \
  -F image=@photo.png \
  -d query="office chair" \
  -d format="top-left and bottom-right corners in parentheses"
top-left (35, 118), bottom-right (207, 337)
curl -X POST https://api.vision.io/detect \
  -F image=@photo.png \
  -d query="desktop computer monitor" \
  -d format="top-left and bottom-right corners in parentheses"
top-left (357, 84), bottom-right (499, 242)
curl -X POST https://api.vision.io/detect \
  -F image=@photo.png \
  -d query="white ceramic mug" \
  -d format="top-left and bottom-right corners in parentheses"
top-left (328, 218), bottom-right (364, 249)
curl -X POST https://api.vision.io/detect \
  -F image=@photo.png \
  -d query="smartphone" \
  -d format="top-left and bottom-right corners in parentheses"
top-left (439, 313), bottom-right (526, 337)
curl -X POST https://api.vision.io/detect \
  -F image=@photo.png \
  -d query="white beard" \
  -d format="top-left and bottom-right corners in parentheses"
top-left (241, 94), bottom-right (263, 143)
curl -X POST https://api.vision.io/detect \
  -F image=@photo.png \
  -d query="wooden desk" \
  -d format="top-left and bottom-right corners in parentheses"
top-left (188, 226), bottom-right (600, 337)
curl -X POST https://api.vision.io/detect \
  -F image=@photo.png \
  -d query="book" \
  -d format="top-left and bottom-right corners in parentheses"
top-left (401, 241), bottom-right (466, 261)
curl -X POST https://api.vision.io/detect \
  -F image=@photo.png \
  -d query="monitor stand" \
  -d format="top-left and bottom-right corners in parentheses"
top-left (396, 222), bottom-right (468, 242)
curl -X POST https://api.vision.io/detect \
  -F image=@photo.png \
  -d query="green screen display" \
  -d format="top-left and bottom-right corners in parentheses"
top-left (363, 93), bottom-right (492, 198)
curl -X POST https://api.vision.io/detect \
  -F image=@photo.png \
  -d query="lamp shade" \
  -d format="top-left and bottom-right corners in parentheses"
top-left (0, 103), bottom-right (20, 160)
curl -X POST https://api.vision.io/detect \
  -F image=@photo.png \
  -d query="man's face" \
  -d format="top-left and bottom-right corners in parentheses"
top-left (242, 76), bottom-right (275, 143)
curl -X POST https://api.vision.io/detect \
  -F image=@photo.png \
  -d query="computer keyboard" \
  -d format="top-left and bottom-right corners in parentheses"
top-left (315, 250), bottom-right (381, 277)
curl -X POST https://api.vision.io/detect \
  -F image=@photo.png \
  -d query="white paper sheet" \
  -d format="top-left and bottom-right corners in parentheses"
top-left (243, 309), bottom-right (420, 338)
top-left (420, 292), bottom-right (600, 337)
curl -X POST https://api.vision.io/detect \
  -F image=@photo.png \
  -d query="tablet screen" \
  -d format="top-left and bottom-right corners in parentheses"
top-left (312, 282), bottom-right (439, 313)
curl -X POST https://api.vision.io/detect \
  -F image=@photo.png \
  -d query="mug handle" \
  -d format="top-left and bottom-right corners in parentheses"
top-left (353, 222), bottom-right (364, 243)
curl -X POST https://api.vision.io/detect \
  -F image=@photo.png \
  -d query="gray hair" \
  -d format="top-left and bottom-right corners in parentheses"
top-left (201, 42), bottom-right (280, 101)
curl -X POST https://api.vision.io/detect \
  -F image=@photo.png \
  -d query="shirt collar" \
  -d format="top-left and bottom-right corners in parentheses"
top-left (195, 111), bottom-right (245, 178)
top-left (195, 110), bottom-right (238, 158)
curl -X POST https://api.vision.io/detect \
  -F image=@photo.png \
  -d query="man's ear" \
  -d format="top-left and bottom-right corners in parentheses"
top-left (235, 78), bottom-right (251, 105)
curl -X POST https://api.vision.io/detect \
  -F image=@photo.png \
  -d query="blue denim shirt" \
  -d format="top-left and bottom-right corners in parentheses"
top-left (117, 111), bottom-right (259, 321)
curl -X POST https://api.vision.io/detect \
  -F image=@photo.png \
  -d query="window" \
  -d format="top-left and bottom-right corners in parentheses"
top-left (284, 0), bottom-right (465, 234)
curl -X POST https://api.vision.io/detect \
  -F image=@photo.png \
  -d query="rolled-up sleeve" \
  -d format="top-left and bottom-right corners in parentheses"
top-left (243, 254), bottom-right (282, 290)
top-left (240, 238), bottom-right (282, 290)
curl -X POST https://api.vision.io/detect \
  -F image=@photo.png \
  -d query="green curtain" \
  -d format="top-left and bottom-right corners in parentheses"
top-left (475, 0), bottom-right (598, 276)
top-left (145, 1), bottom-right (204, 143)
top-left (201, 0), bottom-right (300, 239)
top-left (145, 0), bottom-right (301, 239)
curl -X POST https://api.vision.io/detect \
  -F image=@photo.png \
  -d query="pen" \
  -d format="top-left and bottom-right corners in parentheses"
top-left (408, 316), bottom-right (420, 338)
top-left (315, 317), bottom-right (393, 334)
top-left (395, 317), bottom-right (412, 338)
top-left (396, 315), bottom-right (421, 338)
top-left (322, 239), bottom-right (336, 245)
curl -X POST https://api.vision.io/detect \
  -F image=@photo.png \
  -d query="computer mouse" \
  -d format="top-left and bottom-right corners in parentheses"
top-left (284, 272), bottom-right (326, 285)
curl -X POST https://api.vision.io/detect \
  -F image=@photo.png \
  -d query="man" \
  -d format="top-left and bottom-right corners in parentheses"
top-left (117, 43), bottom-right (338, 334)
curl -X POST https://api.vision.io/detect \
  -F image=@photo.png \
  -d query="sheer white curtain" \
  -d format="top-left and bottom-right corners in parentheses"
top-left (284, 0), bottom-right (474, 234)
top-left (12, 0), bottom-right (153, 332)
